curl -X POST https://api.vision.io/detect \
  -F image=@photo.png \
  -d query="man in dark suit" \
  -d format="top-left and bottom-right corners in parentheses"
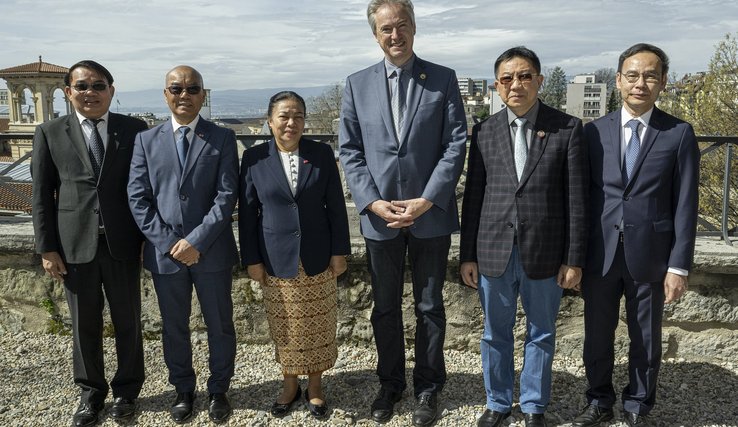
top-left (31, 60), bottom-right (147, 426)
top-left (338, 1), bottom-right (467, 425)
top-left (460, 46), bottom-right (588, 427)
top-left (127, 65), bottom-right (239, 424)
top-left (572, 43), bottom-right (699, 427)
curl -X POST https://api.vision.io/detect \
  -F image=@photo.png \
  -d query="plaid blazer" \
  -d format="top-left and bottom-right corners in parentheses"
top-left (460, 102), bottom-right (589, 279)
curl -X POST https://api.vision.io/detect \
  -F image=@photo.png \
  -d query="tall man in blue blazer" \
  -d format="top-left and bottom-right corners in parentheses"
top-left (127, 65), bottom-right (239, 424)
top-left (339, 1), bottom-right (467, 425)
top-left (460, 46), bottom-right (588, 427)
top-left (32, 60), bottom-right (147, 427)
top-left (572, 44), bottom-right (699, 427)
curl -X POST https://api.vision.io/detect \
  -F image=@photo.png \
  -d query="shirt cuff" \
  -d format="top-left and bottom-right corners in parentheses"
top-left (667, 267), bottom-right (688, 277)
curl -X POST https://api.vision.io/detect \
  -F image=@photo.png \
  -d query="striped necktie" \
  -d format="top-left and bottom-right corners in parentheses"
top-left (85, 118), bottom-right (104, 179)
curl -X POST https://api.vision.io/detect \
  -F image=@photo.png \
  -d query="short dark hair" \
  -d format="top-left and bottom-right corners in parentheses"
top-left (494, 46), bottom-right (541, 77)
top-left (64, 60), bottom-right (114, 86)
top-left (618, 43), bottom-right (670, 75)
top-left (267, 91), bottom-right (306, 118)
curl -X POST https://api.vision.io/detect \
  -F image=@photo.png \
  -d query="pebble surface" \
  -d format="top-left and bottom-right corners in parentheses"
top-left (1, 332), bottom-right (736, 427)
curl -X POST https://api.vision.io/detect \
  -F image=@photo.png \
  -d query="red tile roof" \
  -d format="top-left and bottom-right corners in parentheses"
top-left (0, 182), bottom-right (32, 213)
top-left (0, 57), bottom-right (68, 76)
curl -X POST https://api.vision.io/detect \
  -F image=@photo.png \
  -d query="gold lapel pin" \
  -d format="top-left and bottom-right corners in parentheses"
top-left (537, 130), bottom-right (546, 139)
top-left (420, 73), bottom-right (427, 80)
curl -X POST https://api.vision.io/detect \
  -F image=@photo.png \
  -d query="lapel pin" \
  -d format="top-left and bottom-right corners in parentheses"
top-left (197, 133), bottom-right (205, 138)
top-left (303, 159), bottom-right (309, 164)
top-left (420, 73), bottom-right (427, 80)
top-left (537, 130), bottom-right (546, 139)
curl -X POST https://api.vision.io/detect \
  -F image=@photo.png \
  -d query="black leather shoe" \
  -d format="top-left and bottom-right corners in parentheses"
top-left (170, 392), bottom-right (195, 424)
top-left (304, 388), bottom-right (329, 419)
top-left (73, 402), bottom-right (103, 427)
top-left (270, 385), bottom-right (301, 417)
top-left (370, 388), bottom-right (402, 423)
top-left (572, 404), bottom-right (614, 427)
top-left (109, 397), bottom-right (136, 420)
top-left (412, 393), bottom-right (438, 427)
top-left (624, 411), bottom-right (650, 426)
top-left (477, 409), bottom-right (511, 427)
top-left (208, 393), bottom-right (232, 423)
top-left (524, 413), bottom-right (547, 427)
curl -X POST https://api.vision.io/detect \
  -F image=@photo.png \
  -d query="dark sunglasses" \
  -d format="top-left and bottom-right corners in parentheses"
top-left (167, 85), bottom-right (202, 95)
top-left (72, 82), bottom-right (109, 92)
top-left (497, 73), bottom-right (538, 86)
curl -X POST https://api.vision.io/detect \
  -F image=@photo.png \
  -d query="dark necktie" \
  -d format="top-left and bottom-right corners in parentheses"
top-left (176, 127), bottom-right (190, 168)
top-left (85, 118), bottom-right (104, 179)
top-left (391, 69), bottom-right (405, 139)
top-left (624, 119), bottom-right (641, 182)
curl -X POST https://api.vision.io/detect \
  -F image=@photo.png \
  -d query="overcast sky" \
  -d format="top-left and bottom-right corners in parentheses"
top-left (1, 0), bottom-right (736, 92)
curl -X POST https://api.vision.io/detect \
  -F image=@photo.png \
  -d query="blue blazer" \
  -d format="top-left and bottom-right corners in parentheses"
top-left (585, 107), bottom-right (699, 283)
top-left (128, 117), bottom-right (239, 274)
top-left (238, 138), bottom-right (350, 278)
top-left (338, 56), bottom-right (467, 241)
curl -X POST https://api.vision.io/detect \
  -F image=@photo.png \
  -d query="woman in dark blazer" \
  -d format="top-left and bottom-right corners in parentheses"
top-left (238, 91), bottom-right (350, 419)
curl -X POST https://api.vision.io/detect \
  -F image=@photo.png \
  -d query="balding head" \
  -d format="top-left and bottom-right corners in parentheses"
top-left (164, 65), bottom-right (205, 124)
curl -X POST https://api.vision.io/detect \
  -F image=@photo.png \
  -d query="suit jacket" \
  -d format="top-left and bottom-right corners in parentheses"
top-left (585, 107), bottom-right (699, 283)
top-left (338, 56), bottom-right (467, 241)
top-left (32, 112), bottom-right (147, 263)
top-left (127, 117), bottom-right (239, 274)
top-left (238, 138), bottom-right (350, 278)
top-left (460, 102), bottom-right (589, 279)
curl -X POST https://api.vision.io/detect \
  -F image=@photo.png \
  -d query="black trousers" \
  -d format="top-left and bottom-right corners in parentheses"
top-left (582, 241), bottom-right (665, 415)
top-left (63, 234), bottom-right (144, 405)
top-left (364, 231), bottom-right (451, 397)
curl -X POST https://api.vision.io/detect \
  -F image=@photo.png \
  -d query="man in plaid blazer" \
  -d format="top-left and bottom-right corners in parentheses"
top-left (460, 46), bottom-right (588, 427)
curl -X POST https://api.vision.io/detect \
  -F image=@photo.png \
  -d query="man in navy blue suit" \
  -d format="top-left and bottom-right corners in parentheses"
top-left (128, 65), bottom-right (239, 424)
top-left (338, 1), bottom-right (467, 425)
top-left (572, 44), bottom-right (699, 427)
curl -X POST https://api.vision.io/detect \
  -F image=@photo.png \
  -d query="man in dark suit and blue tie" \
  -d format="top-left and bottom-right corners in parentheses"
top-left (460, 47), bottom-right (588, 427)
top-left (572, 44), bottom-right (699, 427)
top-left (127, 65), bottom-right (239, 424)
top-left (32, 60), bottom-right (147, 427)
top-left (338, 1), bottom-right (467, 425)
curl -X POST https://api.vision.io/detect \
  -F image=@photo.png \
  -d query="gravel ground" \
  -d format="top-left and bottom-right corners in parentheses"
top-left (0, 332), bottom-right (736, 427)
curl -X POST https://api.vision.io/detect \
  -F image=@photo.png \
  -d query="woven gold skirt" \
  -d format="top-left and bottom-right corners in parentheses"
top-left (263, 264), bottom-right (338, 375)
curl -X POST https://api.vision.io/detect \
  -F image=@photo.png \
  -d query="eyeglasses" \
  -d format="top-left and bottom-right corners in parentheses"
top-left (497, 73), bottom-right (539, 86)
top-left (620, 72), bottom-right (662, 84)
top-left (167, 85), bottom-right (202, 96)
top-left (71, 82), bottom-right (109, 92)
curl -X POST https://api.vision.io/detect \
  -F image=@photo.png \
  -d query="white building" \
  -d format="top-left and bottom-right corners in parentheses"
top-left (566, 74), bottom-right (606, 122)
top-left (458, 78), bottom-right (488, 97)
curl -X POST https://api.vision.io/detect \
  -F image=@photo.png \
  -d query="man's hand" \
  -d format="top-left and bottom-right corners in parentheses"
top-left (664, 272), bottom-right (688, 304)
top-left (389, 198), bottom-right (432, 226)
top-left (41, 251), bottom-right (66, 281)
top-left (247, 263), bottom-right (267, 285)
top-left (170, 239), bottom-right (200, 266)
top-left (368, 199), bottom-right (413, 228)
top-left (557, 265), bottom-right (582, 290)
top-left (329, 255), bottom-right (348, 278)
top-left (460, 262), bottom-right (479, 289)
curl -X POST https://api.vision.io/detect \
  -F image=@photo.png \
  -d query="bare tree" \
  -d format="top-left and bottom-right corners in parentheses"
top-left (307, 83), bottom-right (344, 134)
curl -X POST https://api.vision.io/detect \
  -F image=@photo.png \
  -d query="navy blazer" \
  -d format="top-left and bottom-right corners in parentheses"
top-left (460, 102), bottom-right (589, 279)
top-left (339, 56), bottom-right (467, 240)
top-left (585, 107), bottom-right (699, 283)
top-left (239, 138), bottom-right (350, 278)
top-left (127, 117), bottom-right (239, 274)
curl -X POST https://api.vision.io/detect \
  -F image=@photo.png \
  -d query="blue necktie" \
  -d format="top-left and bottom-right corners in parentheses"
top-left (391, 69), bottom-right (405, 139)
top-left (176, 127), bottom-right (190, 168)
top-left (85, 118), bottom-right (104, 180)
top-left (624, 119), bottom-right (641, 181)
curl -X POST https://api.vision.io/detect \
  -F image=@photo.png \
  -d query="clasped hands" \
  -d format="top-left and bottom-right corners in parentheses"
top-left (369, 198), bottom-right (432, 228)
top-left (170, 239), bottom-right (200, 266)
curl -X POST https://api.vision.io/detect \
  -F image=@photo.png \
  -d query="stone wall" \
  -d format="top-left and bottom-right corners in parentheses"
top-left (1, 220), bottom-right (737, 363)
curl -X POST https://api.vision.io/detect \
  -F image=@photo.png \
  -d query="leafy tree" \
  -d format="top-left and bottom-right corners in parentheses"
top-left (475, 108), bottom-right (490, 122)
top-left (307, 82), bottom-right (343, 134)
top-left (539, 66), bottom-right (567, 111)
top-left (606, 88), bottom-right (620, 113)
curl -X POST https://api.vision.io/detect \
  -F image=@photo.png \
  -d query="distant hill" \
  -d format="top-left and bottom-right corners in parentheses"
top-left (53, 85), bottom-right (333, 118)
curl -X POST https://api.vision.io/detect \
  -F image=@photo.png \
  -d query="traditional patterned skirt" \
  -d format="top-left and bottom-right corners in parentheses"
top-left (263, 263), bottom-right (338, 375)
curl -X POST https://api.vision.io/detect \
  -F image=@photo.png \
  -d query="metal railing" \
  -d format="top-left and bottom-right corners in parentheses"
top-left (1, 132), bottom-right (735, 245)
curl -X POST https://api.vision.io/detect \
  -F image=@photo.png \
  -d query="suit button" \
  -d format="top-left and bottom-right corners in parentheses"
top-left (294, 231), bottom-right (301, 237)
top-left (180, 194), bottom-right (187, 201)
top-left (516, 193), bottom-right (523, 198)
top-left (623, 196), bottom-right (630, 201)
top-left (291, 203), bottom-right (297, 209)
top-left (507, 222), bottom-right (514, 228)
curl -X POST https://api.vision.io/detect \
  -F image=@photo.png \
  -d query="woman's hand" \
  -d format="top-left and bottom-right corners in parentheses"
top-left (329, 255), bottom-right (347, 278)
top-left (247, 263), bottom-right (267, 285)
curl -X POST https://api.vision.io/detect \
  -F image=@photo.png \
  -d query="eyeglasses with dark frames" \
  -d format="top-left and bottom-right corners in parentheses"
top-left (71, 82), bottom-right (109, 92)
top-left (167, 85), bottom-right (202, 96)
top-left (497, 73), bottom-right (539, 86)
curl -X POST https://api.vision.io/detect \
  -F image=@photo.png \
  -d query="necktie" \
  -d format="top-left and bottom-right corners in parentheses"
top-left (391, 69), bottom-right (405, 139)
top-left (513, 118), bottom-right (528, 181)
top-left (85, 118), bottom-right (104, 179)
top-left (176, 126), bottom-right (190, 168)
top-left (624, 119), bottom-right (641, 181)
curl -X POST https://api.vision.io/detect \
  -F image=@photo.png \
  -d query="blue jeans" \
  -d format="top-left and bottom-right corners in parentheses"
top-left (478, 245), bottom-right (562, 414)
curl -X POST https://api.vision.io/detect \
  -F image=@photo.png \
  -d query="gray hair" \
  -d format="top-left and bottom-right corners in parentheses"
top-left (367, 0), bottom-right (415, 35)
